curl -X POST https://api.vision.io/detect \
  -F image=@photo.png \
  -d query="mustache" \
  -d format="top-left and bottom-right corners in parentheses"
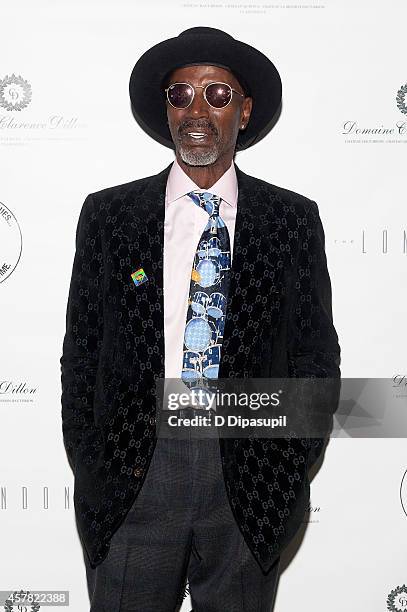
top-left (179, 121), bottom-right (217, 135)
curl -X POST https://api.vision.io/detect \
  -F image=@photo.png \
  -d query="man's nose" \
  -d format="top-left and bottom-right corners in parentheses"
top-left (188, 86), bottom-right (210, 116)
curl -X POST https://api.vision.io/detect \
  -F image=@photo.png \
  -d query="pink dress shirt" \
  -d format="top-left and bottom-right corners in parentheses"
top-left (163, 158), bottom-right (238, 380)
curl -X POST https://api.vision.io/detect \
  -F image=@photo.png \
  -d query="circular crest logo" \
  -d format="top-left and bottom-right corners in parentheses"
top-left (0, 74), bottom-right (32, 111)
top-left (0, 201), bottom-right (22, 283)
top-left (387, 585), bottom-right (407, 611)
top-left (396, 84), bottom-right (407, 115)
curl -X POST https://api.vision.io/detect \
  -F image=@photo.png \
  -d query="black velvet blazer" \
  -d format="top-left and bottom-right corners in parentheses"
top-left (60, 161), bottom-right (341, 573)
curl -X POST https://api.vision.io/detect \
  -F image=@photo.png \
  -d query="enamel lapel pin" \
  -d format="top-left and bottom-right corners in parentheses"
top-left (131, 267), bottom-right (148, 287)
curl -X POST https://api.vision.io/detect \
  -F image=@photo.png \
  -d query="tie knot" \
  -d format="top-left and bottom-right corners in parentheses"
top-left (187, 191), bottom-right (221, 217)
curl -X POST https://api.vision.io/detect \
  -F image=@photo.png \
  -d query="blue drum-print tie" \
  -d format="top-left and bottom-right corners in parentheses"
top-left (181, 191), bottom-right (231, 388)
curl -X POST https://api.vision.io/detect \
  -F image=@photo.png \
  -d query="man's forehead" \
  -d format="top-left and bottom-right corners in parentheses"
top-left (169, 63), bottom-right (233, 75)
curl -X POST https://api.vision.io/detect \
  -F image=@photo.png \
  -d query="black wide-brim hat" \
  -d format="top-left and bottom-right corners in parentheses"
top-left (129, 26), bottom-right (282, 151)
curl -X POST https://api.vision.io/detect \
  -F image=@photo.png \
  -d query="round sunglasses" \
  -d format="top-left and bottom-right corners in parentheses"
top-left (164, 81), bottom-right (245, 109)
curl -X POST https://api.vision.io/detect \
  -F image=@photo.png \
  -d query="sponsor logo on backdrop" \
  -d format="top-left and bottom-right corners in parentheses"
top-left (342, 83), bottom-right (407, 143)
top-left (400, 469), bottom-right (407, 518)
top-left (396, 84), bottom-right (407, 115)
top-left (0, 380), bottom-right (37, 402)
top-left (0, 72), bottom-right (86, 145)
top-left (0, 202), bottom-right (22, 283)
top-left (362, 231), bottom-right (407, 254)
top-left (1, 487), bottom-right (72, 510)
top-left (387, 585), bottom-right (407, 611)
top-left (181, 2), bottom-right (327, 13)
top-left (332, 230), bottom-right (407, 255)
top-left (0, 74), bottom-right (32, 111)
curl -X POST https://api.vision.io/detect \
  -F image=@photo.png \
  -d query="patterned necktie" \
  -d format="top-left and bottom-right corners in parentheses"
top-left (181, 191), bottom-right (231, 388)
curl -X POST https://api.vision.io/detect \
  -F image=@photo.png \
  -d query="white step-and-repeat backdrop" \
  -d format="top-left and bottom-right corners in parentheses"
top-left (1, 1), bottom-right (406, 610)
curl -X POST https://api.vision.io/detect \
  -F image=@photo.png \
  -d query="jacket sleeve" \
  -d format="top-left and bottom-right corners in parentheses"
top-left (287, 200), bottom-right (341, 471)
top-left (60, 193), bottom-right (104, 473)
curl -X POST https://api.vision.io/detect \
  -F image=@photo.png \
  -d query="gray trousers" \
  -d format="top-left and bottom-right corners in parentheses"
top-left (83, 410), bottom-right (281, 611)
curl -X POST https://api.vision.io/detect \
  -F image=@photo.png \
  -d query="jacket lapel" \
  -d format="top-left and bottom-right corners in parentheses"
top-left (219, 164), bottom-right (284, 376)
top-left (126, 161), bottom-right (283, 378)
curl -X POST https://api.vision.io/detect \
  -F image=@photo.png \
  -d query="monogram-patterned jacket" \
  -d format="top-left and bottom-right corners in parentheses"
top-left (60, 161), bottom-right (341, 573)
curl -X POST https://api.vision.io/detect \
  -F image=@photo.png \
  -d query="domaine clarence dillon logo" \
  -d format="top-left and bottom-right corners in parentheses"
top-left (0, 74), bottom-right (32, 111)
top-left (342, 82), bottom-right (407, 143)
top-left (387, 585), bottom-right (407, 612)
top-left (0, 73), bottom-right (86, 143)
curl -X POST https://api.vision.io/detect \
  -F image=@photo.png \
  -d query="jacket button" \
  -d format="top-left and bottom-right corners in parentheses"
top-left (133, 467), bottom-right (144, 477)
top-left (149, 416), bottom-right (156, 425)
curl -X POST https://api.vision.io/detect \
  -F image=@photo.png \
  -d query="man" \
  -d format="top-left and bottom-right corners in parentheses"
top-left (60, 26), bottom-right (341, 611)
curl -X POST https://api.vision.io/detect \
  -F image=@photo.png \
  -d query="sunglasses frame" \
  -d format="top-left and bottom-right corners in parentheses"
top-left (164, 81), bottom-right (245, 109)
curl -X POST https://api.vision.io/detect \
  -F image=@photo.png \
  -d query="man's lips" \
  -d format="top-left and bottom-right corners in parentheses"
top-left (180, 130), bottom-right (215, 142)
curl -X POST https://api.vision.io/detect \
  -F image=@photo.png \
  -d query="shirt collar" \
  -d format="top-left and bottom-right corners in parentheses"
top-left (166, 157), bottom-right (238, 208)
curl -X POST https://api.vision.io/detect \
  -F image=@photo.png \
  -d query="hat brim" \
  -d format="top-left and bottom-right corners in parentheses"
top-left (129, 31), bottom-right (282, 151)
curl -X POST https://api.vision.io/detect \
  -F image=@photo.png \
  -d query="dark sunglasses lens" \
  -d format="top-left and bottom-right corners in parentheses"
top-left (167, 84), bottom-right (193, 108)
top-left (206, 83), bottom-right (232, 108)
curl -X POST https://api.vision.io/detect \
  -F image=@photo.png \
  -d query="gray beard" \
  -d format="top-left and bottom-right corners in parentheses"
top-left (178, 143), bottom-right (220, 166)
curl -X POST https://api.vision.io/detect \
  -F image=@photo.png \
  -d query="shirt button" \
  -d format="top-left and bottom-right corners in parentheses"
top-left (149, 416), bottom-right (156, 425)
top-left (133, 467), bottom-right (144, 477)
